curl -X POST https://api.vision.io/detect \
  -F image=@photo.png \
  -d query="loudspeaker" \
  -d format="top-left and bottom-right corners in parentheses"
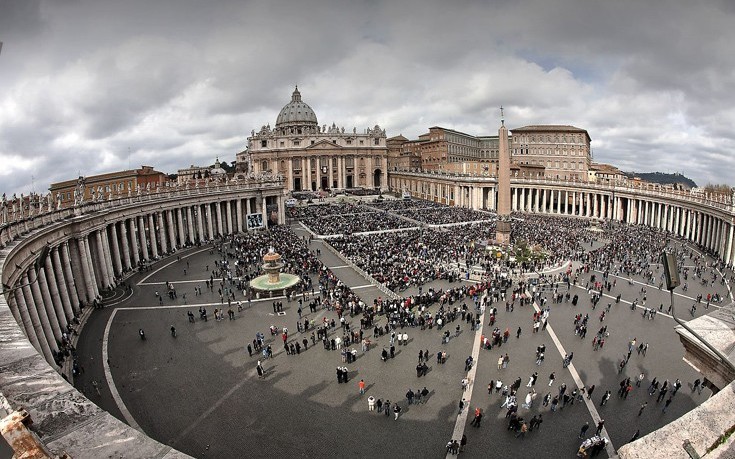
top-left (661, 252), bottom-right (680, 290)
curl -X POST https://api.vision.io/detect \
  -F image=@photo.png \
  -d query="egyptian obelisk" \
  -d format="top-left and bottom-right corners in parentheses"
top-left (495, 107), bottom-right (511, 245)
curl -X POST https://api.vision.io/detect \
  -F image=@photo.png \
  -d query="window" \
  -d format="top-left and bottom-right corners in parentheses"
top-left (261, 160), bottom-right (268, 171)
top-left (280, 141), bottom-right (285, 147)
top-left (294, 140), bottom-right (300, 146)
top-left (261, 140), bottom-right (267, 147)
top-left (311, 140), bottom-right (315, 145)
top-left (347, 140), bottom-right (352, 145)
top-left (374, 138), bottom-right (380, 145)
top-left (359, 140), bottom-right (364, 145)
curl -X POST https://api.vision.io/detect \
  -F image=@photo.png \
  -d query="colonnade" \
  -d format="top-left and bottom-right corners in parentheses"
top-left (390, 173), bottom-right (735, 265)
top-left (509, 185), bottom-right (734, 264)
top-left (1, 189), bottom-right (285, 370)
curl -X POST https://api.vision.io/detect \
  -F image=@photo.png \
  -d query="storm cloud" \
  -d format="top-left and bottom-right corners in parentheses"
top-left (0, 0), bottom-right (733, 195)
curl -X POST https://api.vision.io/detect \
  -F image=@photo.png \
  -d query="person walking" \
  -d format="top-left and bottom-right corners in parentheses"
top-left (579, 422), bottom-right (590, 439)
top-left (515, 422), bottom-right (528, 439)
top-left (393, 403), bottom-right (402, 420)
top-left (587, 384), bottom-right (595, 399)
top-left (638, 402), bottom-right (647, 416)
top-left (662, 397), bottom-right (673, 413)
top-left (359, 379), bottom-right (365, 395)
top-left (596, 419), bottom-right (605, 436)
top-left (548, 372), bottom-right (556, 386)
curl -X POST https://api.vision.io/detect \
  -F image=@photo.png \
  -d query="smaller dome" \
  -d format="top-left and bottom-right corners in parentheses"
top-left (275, 86), bottom-right (318, 128)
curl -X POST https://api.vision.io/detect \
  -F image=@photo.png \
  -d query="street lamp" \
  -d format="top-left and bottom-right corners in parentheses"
top-left (662, 251), bottom-right (735, 374)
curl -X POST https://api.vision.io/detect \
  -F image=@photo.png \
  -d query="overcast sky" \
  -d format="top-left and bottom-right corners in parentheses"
top-left (1, 0), bottom-right (734, 196)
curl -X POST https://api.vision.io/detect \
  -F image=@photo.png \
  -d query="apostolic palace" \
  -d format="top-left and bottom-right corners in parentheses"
top-left (0, 88), bottom-right (734, 458)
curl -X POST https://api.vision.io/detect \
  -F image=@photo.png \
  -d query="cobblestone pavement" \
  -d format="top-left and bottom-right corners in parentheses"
top-left (73, 226), bottom-right (733, 459)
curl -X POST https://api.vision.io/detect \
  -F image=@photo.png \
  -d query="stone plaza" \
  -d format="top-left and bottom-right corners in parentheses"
top-left (67, 202), bottom-right (733, 458)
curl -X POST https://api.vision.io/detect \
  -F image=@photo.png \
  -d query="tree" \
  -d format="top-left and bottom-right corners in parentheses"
top-left (703, 184), bottom-right (733, 196)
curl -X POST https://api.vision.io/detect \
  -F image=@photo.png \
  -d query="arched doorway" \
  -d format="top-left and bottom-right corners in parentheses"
top-left (373, 169), bottom-right (382, 188)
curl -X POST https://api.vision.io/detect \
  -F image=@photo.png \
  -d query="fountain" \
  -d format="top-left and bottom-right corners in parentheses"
top-left (249, 247), bottom-right (301, 296)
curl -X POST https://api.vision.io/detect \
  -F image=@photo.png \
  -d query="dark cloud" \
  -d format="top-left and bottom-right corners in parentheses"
top-left (0, 0), bottom-right (733, 195)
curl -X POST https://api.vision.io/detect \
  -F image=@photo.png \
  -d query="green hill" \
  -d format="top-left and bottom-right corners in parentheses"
top-left (622, 171), bottom-right (697, 188)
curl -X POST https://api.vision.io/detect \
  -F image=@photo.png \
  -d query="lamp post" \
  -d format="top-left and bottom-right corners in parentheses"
top-left (662, 251), bottom-right (735, 375)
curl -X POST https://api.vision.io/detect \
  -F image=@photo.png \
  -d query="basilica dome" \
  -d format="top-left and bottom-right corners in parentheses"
top-left (275, 86), bottom-right (318, 130)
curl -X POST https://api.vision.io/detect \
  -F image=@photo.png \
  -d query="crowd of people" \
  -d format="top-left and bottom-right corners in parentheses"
top-left (395, 207), bottom-right (494, 225)
top-left (129, 194), bottom-right (734, 457)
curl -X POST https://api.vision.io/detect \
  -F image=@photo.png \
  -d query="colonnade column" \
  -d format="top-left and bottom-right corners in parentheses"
top-left (600, 195), bottom-right (606, 220)
top-left (51, 246), bottom-right (74, 321)
top-left (78, 236), bottom-right (98, 301)
top-left (103, 229), bottom-right (116, 285)
top-left (586, 193), bottom-right (597, 217)
top-left (188, 207), bottom-right (197, 243)
top-left (215, 202), bottom-right (223, 237)
top-left (28, 268), bottom-right (61, 350)
top-left (138, 216), bottom-right (149, 260)
top-left (12, 288), bottom-right (42, 358)
top-left (128, 219), bottom-right (140, 266)
top-left (236, 199), bottom-right (243, 233)
top-left (167, 210), bottom-right (177, 249)
top-left (157, 212), bottom-right (168, 254)
top-left (109, 224), bottom-right (123, 275)
top-left (196, 206), bottom-right (205, 242)
top-left (42, 254), bottom-right (67, 331)
top-left (20, 273), bottom-right (55, 364)
top-left (206, 204), bottom-right (214, 240)
top-left (61, 242), bottom-right (81, 311)
top-left (93, 231), bottom-right (109, 288)
top-left (226, 201), bottom-right (233, 235)
top-left (177, 209), bottom-right (186, 246)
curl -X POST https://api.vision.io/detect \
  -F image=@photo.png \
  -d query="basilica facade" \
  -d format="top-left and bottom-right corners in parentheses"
top-left (238, 87), bottom-right (388, 192)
